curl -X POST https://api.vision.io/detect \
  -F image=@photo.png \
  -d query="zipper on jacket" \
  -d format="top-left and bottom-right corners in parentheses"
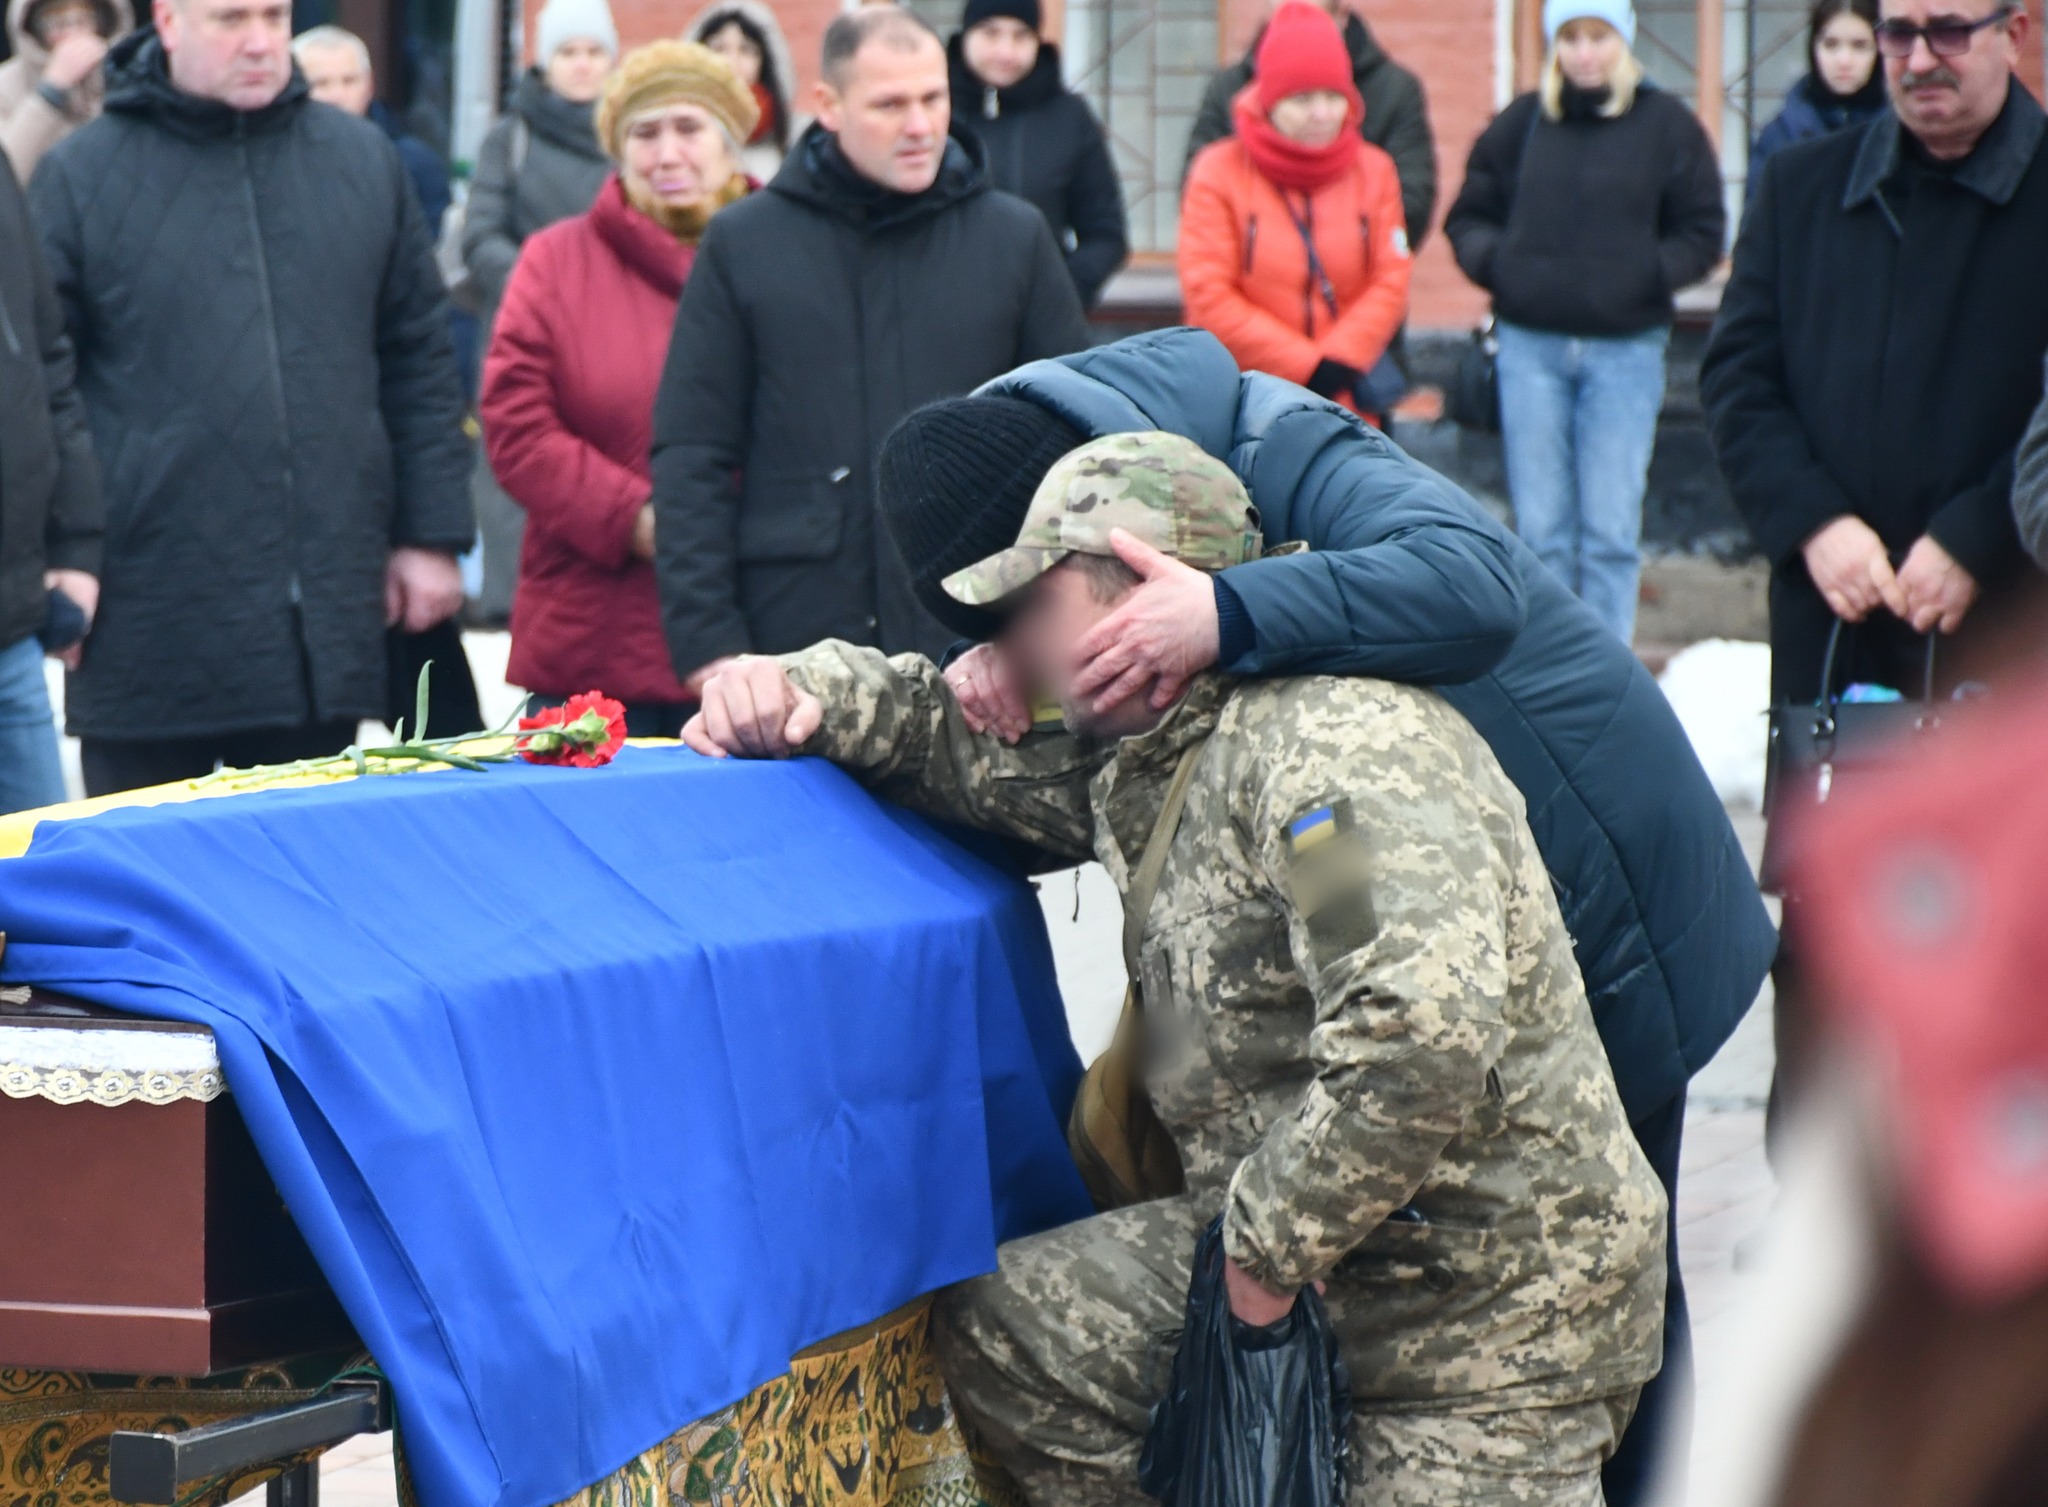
top-left (1243, 215), bottom-right (1258, 274)
top-left (984, 84), bottom-right (999, 120)
top-left (238, 127), bottom-right (307, 625)
top-left (0, 289), bottom-right (19, 357)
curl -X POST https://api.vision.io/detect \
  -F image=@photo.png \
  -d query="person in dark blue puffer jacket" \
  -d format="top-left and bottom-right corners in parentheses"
top-left (879, 325), bottom-right (1777, 1504)
top-left (1747, 0), bottom-right (1885, 202)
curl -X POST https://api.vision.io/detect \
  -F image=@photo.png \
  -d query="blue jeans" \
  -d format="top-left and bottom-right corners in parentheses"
top-left (1496, 321), bottom-right (1670, 644)
top-left (0, 633), bottom-right (67, 815)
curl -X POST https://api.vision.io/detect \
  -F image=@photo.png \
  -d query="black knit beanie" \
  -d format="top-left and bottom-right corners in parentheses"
top-left (962, 0), bottom-right (1042, 31)
top-left (880, 395), bottom-right (1087, 641)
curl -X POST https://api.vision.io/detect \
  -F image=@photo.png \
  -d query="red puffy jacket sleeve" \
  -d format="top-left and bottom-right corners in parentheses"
top-left (479, 233), bottom-right (649, 571)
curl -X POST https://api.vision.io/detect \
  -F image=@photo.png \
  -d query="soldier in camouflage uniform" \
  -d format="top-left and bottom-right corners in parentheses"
top-left (683, 432), bottom-right (1669, 1505)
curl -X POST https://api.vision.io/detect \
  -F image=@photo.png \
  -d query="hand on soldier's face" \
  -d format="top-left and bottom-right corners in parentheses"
top-left (1071, 530), bottom-right (1222, 715)
top-left (682, 657), bottom-right (823, 760)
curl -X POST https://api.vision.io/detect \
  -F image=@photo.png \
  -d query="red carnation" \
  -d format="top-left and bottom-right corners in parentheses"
top-left (517, 691), bottom-right (628, 768)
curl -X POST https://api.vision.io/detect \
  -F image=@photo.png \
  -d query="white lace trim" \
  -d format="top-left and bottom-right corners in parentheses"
top-left (0, 1025), bottom-right (225, 1106)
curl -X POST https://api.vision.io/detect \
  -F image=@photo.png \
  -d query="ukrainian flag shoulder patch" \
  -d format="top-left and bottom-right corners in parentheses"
top-left (1287, 798), bottom-right (1354, 857)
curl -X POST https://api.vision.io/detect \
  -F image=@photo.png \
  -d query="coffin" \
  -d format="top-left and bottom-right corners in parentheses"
top-left (0, 986), bottom-right (355, 1375)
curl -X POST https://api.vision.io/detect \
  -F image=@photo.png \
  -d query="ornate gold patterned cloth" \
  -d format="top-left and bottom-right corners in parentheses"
top-left (2, 1311), bottom-right (1016, 1507)
top-left (542, 1301), bottom-right (1017, 1507)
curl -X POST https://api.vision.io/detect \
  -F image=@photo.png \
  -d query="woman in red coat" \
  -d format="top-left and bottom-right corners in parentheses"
top-left (481, 40), bottom-right (756, 736)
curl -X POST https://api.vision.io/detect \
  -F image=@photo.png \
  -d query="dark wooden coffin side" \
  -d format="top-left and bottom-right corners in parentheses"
top-left (0, 988), bottom-right (355, 1375)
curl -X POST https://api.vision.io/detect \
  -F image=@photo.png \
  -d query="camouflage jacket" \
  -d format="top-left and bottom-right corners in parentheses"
top-left (782, 642), bottom-right (1668, 1407)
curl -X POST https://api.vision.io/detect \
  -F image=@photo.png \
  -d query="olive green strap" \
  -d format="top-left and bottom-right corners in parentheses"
top-left (1121, 742), bottom-right (1209, 985)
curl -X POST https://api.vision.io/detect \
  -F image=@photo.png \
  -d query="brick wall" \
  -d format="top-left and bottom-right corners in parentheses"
top-left (1343, 0), bottom-right (1495, 330)
top-left (534, 0), bottom-right (2048, 334)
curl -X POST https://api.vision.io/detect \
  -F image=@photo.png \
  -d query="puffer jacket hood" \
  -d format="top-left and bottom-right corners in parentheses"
top-left (102, 26), bottom-right (308, 137)
top-left (947, 32), bottom-right (1065, 119)
top-left (508, 66), bottom-right (607, 160)
top-left (770, 121), bottom-right (990, 232)
top-left (982, 327), bottom-right (1778, 1120)
top-left (6, 0), bottom-right (131, 67)
top-left (685, 0), bottom-right (797, 136)
top-left (0, 0), bottom-right (132, 180)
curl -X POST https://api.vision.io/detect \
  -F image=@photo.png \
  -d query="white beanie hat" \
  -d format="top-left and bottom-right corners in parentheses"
top-left (537, 0), bottom-right (619, 62)
top-left (1543, 0), bottom-right (1636, 45)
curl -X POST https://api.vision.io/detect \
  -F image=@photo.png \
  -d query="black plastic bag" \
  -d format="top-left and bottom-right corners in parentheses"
top-left (1138, 1216), bottom-right (1351, 1507)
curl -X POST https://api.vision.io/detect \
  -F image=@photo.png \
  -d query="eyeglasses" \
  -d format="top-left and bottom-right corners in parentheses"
top-left (1873, 7), bottom-right (2014, 58)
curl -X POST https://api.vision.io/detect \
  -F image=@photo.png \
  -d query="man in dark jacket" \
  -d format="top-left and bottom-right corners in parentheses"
top-left (651, 5), bottom-right (1091, 691)
top-left (947, 0), bottom-right (1127, 307)
top-left (1703, 0), bottom-right (2046, 1177)
top-left (0, 155), bottom-right (98, 813)
top-left (31, 0), bottom-right (472, 795)
top-left (883, 327), bottom-right (1778, 1504)
top-left (1705, 0), bottom-right (2045, 712)
top-left (1183, 0), bottom-right (1436, 247)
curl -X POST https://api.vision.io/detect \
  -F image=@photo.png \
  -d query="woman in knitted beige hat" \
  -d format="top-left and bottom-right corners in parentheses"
top-left (478, 40), bottom-right (759, 737)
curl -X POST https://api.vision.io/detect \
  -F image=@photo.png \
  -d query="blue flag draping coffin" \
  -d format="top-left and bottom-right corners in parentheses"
top-left (0, 748), bottom-right (1092, 1507)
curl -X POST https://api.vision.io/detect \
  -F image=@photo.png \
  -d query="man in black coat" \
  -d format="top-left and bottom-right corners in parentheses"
top-left (31, 0), bottom-right (473, 795)
top-left (1182, 0), bottom-right (1436, 248)
top-left (947, 0), bottom-right (1127, 308)
top-left (1703, 0), bottom-right (2047, 711)
top-left (0, 153), bottom-right (98, 813)
top-left (651, 5), bottom-right (1091, 690)
top-left (1702, 0), bottom-right (2048, 1131)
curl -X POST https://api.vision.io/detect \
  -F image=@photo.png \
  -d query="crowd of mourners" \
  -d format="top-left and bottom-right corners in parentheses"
top-left (10, 0), bottom-right (2034, 805)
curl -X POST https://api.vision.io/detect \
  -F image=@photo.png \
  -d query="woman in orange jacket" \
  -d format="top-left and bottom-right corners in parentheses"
top-left (1179, 0), bottom-right (1413, 422)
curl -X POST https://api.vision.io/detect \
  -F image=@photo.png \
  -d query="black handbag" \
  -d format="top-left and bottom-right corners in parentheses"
top-left (1446, 109), bottom-right (1540, 434)
top-left (1760, 622), bottom-right (1943, 894)
top-left (1446, 319), bottom-right (1501, 433)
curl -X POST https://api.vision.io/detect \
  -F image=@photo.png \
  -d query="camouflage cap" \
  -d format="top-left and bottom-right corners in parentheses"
top-left (941, 431), bottom-right (1262, 607)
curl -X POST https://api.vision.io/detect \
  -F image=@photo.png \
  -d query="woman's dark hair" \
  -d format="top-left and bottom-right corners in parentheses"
top-left (1808, 0), bottom-right (1879, 75)
top-left (703, 10), bottom-right (789, 151)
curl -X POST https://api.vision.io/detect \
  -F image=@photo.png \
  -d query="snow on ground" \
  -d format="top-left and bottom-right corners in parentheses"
top-left (43, 657), bottom-right (82, 803)
top-left (1658, 639), bottom-right (1772, 811)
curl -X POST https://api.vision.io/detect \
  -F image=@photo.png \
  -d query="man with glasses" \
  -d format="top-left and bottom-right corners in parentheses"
top-left (1703, 0), bottom-right (2048, 1127)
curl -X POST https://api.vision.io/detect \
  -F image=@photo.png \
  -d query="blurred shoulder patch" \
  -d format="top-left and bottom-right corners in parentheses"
top-left (1283, 798), bottom-right (1378, 963)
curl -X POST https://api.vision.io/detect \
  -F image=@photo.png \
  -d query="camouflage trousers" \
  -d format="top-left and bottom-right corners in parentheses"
top-left (931, 1196), bottom-right (1638, 1507)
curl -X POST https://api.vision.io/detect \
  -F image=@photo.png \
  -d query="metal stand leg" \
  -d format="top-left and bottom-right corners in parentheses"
top-left (268, 1460), bottom-right (319, 1507)
top-left (110, 1379), bottom-right (382, 1507)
